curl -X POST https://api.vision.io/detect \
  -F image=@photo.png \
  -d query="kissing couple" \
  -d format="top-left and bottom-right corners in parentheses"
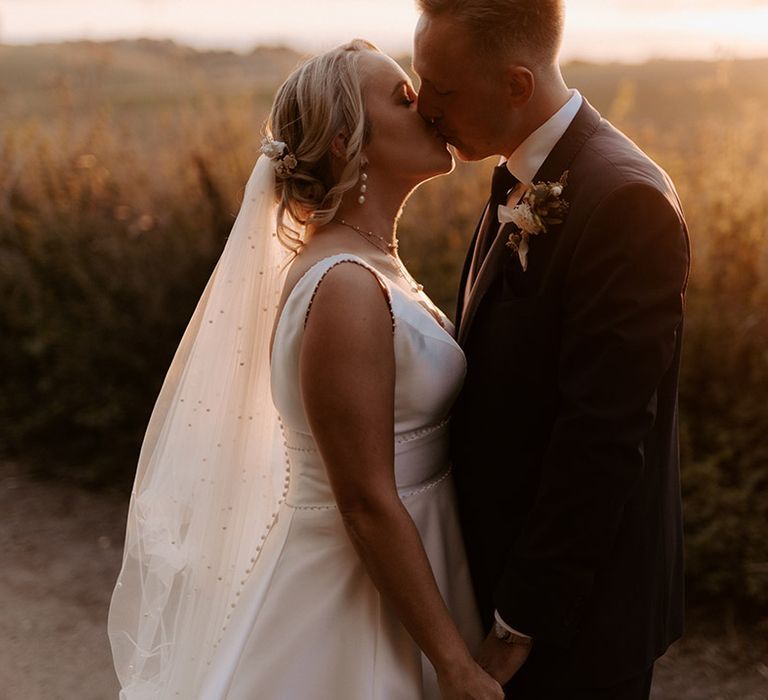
top-left (108, 1), bottom-right (690, 698)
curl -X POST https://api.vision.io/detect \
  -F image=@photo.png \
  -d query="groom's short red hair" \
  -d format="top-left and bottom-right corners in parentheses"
top-left (416, 0), bottom-right (565, 67)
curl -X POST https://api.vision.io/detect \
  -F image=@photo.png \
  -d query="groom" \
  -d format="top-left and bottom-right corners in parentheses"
top-left (414, 1), bottom-right (690, 698)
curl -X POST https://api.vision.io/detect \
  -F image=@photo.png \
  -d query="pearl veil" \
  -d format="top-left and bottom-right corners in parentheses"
top-left (108, 155), bottom-right (289, 699)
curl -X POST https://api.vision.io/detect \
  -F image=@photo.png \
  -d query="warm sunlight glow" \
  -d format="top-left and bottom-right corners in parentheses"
top-left (1, 0), bottom-right (767, 61)
top-left (566, 4), bottom-right (768, 61)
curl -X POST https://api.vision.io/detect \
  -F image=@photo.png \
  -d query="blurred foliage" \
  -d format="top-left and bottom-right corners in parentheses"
top-left (0, 41), bottom-right (766, 610)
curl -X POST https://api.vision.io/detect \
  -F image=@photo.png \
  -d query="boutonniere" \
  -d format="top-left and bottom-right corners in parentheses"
top-left (498, 171), bottom-right (570, 271)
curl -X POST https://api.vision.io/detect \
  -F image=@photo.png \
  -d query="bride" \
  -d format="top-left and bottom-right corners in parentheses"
top-left (108, 39), bottom-right (502, 700)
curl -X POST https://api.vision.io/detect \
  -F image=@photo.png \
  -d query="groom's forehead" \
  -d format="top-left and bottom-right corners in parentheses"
top-left (413, 15), bottom-right (479, 73)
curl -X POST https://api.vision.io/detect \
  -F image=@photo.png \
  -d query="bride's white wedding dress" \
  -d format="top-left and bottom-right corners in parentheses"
top-left (196, 253), bottom-right (482, 699)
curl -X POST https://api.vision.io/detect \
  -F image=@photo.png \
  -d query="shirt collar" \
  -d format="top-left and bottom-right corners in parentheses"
top-left (503, 89), bottom-right (583, 185)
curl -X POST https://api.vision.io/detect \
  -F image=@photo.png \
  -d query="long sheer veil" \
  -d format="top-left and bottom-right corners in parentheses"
top-left (107, 154), bottom-right (290, 699)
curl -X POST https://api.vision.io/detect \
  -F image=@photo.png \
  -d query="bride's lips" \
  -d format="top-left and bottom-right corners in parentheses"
top-left (430, 126), bottom-right (447, 142)
top-left (428, 129), bottom-right (449, 150)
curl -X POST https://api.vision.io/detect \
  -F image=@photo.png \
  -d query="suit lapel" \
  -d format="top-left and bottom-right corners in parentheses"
top-left (457, 99), bottom-right (603, 347)
top-left (454, 200), bottom-right (489, 330)
top-left (457, 217), bottom-right (516, 346)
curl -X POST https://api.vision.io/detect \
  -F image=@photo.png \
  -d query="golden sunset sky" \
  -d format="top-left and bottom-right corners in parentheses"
top-left (2, 0), bottom-right (767, 61)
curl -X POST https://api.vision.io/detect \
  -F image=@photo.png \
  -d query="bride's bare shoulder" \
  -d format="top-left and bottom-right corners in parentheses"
top-left (281, 238), bottom-right (377, 296)
top-left (301, 260), bottom-right (394, 365)
top-left (275, 244), bottom-right (386, 319)
top-left (270, 245), bottom-right (394, 361)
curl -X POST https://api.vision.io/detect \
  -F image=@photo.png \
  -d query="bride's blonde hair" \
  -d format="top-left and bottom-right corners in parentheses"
top-left (265, 39), bottom-right (379, 251)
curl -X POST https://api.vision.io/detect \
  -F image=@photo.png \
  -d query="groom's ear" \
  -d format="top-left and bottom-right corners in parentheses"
top-left (504, 65), bottom-right (535, 107)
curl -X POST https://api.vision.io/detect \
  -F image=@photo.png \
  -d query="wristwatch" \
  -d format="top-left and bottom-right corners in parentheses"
top-left (493, 621), bottom-right (533, 647)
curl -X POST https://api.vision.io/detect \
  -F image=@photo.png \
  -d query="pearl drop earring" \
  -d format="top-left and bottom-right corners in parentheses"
top-left (358, 163), bottom-right (368, 205)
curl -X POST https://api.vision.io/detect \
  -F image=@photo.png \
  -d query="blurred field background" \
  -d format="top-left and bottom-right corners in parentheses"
top-left (1, 39), bottom-right (767, 698)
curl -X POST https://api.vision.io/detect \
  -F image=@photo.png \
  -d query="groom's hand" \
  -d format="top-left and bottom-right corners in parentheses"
top-left (476, 630), bottom-right (532, 687)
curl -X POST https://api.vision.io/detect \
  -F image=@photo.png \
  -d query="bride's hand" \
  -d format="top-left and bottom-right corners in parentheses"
top-left (437, 659), bottom-right (505, 699)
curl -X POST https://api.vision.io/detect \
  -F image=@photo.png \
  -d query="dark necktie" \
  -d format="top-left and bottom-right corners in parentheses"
top-left (475, 164), bottom-right (520, 266)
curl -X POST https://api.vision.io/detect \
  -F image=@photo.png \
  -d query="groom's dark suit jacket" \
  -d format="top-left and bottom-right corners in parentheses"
top-left (451, 98), bottom-right (690, 689)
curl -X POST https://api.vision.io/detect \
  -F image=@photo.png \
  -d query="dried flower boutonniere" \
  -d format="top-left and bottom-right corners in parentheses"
top-left (498, 170), bottom-right (570, 271)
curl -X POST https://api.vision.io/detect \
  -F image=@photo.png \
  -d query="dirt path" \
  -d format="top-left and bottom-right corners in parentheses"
top-left (1, 462), bottom-right (766, 699)
top-left (0, 463), bottom-right (125, 700)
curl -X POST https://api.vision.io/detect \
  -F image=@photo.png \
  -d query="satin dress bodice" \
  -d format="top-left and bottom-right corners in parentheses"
top-left (270, 253), bottom-right (467, 505)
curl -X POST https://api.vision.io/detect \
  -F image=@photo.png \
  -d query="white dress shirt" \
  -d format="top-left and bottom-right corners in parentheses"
top-left (503, 89), bottom-right (583, 191)
top-left (491, 89), bottom-right (583, 639)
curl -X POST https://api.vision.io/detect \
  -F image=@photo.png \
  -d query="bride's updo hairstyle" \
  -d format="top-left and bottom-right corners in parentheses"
top-left (265, 39), bottom-right (379, 251)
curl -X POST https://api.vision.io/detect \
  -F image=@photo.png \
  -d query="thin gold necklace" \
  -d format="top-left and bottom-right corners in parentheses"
top-left (334, 217), bottom-right (399, 253)
top-left (333, 217), bottom-right (424, 293)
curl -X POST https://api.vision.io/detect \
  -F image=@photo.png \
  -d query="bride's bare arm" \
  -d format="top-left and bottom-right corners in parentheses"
top-left (300, 263), bottom-right (500, 698)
